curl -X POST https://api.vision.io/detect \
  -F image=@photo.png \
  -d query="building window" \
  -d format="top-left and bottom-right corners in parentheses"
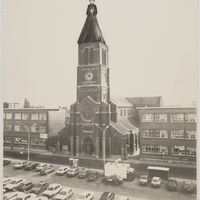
top-left (5, 113), bottom-right (12, 119)
top-left (186, 147), bottom-right (196, 156)
top-left (124, 110), bottom-right (127, 116)
top-left (120, 109), bottom-right (123, 116)
top-left (155, 130), bottom-right (168, 138)
top-left (142, 145), bottom-right (155, 154)
top-left (31, 125), bottom-right (39, 133)
top-left (3, 113), bottom-right (6, 119)
top-left (143, 129), bottom-right (168, 138)
top-left (155, 114), bottom-right (167, 123)
top-left (89, 47), bottom-right (94, 64)
top-left (170, 114), bottom-right (184, 123)
top-left (39, 113), bottom-right (47, 121)
top-left (21, 125), bottom-right (29, 132)
top-left (185, 113), bottom-right (196, 123)
top-left (83, 125), bottom-right (93, 132)
top-left (39, 138), bottom-right (47, 146)
top-left (14, 137), bottom-right (22, 144)
top-left (4, 124), bottom-right (12, 131)
top-left (84, 48), bottom-right (89, 65)
top-left (154, 146), bottom-right (168, 154)
top-left (14, 113), bottom-right (21, 120)
top-left (171, 146), bottom-right (185, 155)
top-left (102, 49), bottom-right (106, 66)
top-left (22, 113), bottom-right (29, 120)
top-left (141, 114), bottom-right (154, 122)
top-left (143, 129), bottom-right (154, 138)
top-left (31, 138), bottom-right (39, 145)
top-left (185, 130), bottom-right (196, 140)
top-left (14, 125), bottom-right (21, 132)
top-left (4, 137), bottom-right (11, 143)
top-left (171, 130), bottom-right (184, 139)
top-left (39, 127), bottom-right (46, 134)
top-left (31, 113), bottom-right (39, 120)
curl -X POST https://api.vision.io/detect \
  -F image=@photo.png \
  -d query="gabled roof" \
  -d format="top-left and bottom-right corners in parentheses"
top-left (77, 3), bottom-right (106, 45)
top-left (111, 97), bottom-right (132, 107)
top-left (125, 96), bottom-right (162, 107)
top-left (110, 118), bottom-right (138, 135)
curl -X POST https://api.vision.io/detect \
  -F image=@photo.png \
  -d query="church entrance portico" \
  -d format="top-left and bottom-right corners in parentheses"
top-left (81, 136), bottom-right (95, 156)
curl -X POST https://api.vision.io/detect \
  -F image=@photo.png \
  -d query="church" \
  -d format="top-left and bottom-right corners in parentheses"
top-left (68, 1), bottom-right (139, 159)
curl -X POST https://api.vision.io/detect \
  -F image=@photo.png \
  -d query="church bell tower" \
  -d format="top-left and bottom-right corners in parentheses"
top-left (70, 0), bottom-right (112, 158)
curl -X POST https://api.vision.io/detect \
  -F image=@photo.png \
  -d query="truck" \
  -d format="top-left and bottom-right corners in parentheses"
top-left (104, 161), bottom-right (135, 181)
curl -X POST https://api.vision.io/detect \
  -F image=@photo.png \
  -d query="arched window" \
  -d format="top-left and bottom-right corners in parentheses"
top-left (89, 47), bottom-right (94, 64)
top-left (84, 48), bottom-right (89, 65)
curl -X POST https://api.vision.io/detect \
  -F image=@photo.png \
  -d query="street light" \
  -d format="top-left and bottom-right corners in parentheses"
top-left (17, 122), bottom-right (37, 163)
top-left (95, 124), bottom-right (109, 173)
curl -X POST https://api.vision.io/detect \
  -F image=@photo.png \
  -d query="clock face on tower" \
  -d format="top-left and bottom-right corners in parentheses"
top-left (80, 104), bottom-right (96, 122)
top-left (85, 71), bottom-right (93, 81)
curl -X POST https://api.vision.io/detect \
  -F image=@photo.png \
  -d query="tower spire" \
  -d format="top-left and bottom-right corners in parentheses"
top-left (77, 0), bottom-right (105, 44)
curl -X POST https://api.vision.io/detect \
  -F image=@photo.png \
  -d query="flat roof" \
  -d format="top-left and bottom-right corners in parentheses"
top-left (3, 108), bottom-right (60, 111)
top-left (147, 166), bottom-right (169, 171)
top-left (136, 106), bottom-right (196, 110)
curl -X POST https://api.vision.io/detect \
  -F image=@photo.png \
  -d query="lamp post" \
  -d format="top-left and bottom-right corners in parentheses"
top-left (95, 124), bottom-right (109, 173)
top-left (18, 122), bottom-right (37, 163)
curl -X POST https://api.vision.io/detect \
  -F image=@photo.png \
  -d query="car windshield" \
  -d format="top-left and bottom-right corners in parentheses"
top-left (60, 191), bottom-right (66, 195)
top-left (153, 179), bottom-right (159, 182)
top-left (35, 184), bottom-right (42, 188)
top-left (48, 187), bottom-right (55, 191)
top-left (140, 176), bottom-right (147, 179)
top-left (10, 180), bottom-right (17, 184)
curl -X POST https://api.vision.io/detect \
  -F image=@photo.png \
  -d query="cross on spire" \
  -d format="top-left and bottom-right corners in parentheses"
top-left (89, 0), bottom-right (95, 4)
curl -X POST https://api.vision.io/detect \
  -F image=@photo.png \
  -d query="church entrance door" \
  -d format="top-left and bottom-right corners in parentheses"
top-left (82, 136), bottom-right (95, 156)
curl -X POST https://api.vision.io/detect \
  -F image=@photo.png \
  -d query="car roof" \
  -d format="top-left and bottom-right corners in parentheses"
top-left (152, 177), bottom-right (160, 179)
top-left (49, 183), bottom-right (61, 187)
top-left (80, 191), bottom-right (93, 195)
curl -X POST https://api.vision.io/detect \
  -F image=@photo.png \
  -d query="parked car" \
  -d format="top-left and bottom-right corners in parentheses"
top-left (3, 191), bottom-right (19, 200)
top-left (15, 181), bottom-right (34, 192)
top-left (99, 192), bottom-right (115, 200)
top-left (30, 181), bottom-right (49, 195)
top-left (139, 175), bottom-right (149, 186)
top-left (12, 192), bottom-right (37, 200)
top-left (40, 166), bottom-right (55, 175)
top-left (34, 197), bottom-right (49, 200)
top-left (4, 178), bottom-right (26, 192)
top-left (41, 184), bottom-right (62, 198)
top-left (78, 168), bottom-right (90, 178)
top-left (76, 191), bottom-right (94, 200)
top-left (87, 172), bottom-right (101, 182)
top-left (36, 163), bottom-right (49, 171)
top-left (14, 161), bottom-right (28, 169)
top-left (52, 188), bottom-right (73, 200)
top-left (23, 162), bottom-right (39, 170)
top-left (102, 175), bottom-right (123, 185)
top-left (117, 195), bottom-right (130, 200)
top-left (151, 177), bottom-right (162, 188)
top-left (4, 159), bottom-right (11, 166)
top-left (56, 167), bottom-right (70, 175)
top-left (183, 181), bottom-right (195, 193)
top-left (166, 179), bottom-right (178, 191)
top-left (67, 168), bottom-right (79, 177)
top-left (3, 177), bottom-right (14, 187)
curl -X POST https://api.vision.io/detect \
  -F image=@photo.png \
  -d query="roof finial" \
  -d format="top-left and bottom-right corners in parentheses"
top-left (89, 0), bottom-right (95, 4)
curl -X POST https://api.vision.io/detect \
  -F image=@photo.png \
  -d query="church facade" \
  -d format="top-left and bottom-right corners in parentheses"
top-left (69, 1), bottom-right (139, 159)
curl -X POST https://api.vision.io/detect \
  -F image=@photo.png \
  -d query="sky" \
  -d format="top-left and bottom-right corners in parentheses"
top-left (3, 0), bottom-right (198, 108)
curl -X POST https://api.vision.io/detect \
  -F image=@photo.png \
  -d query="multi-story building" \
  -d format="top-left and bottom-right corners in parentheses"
top-left (137, 107), bottom-right (196, 162)
top-left (3, 107), bottom-right (66, 150)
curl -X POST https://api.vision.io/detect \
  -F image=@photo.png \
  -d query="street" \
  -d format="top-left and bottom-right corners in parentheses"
top-left (3, 158), bottom-right (197, 200)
